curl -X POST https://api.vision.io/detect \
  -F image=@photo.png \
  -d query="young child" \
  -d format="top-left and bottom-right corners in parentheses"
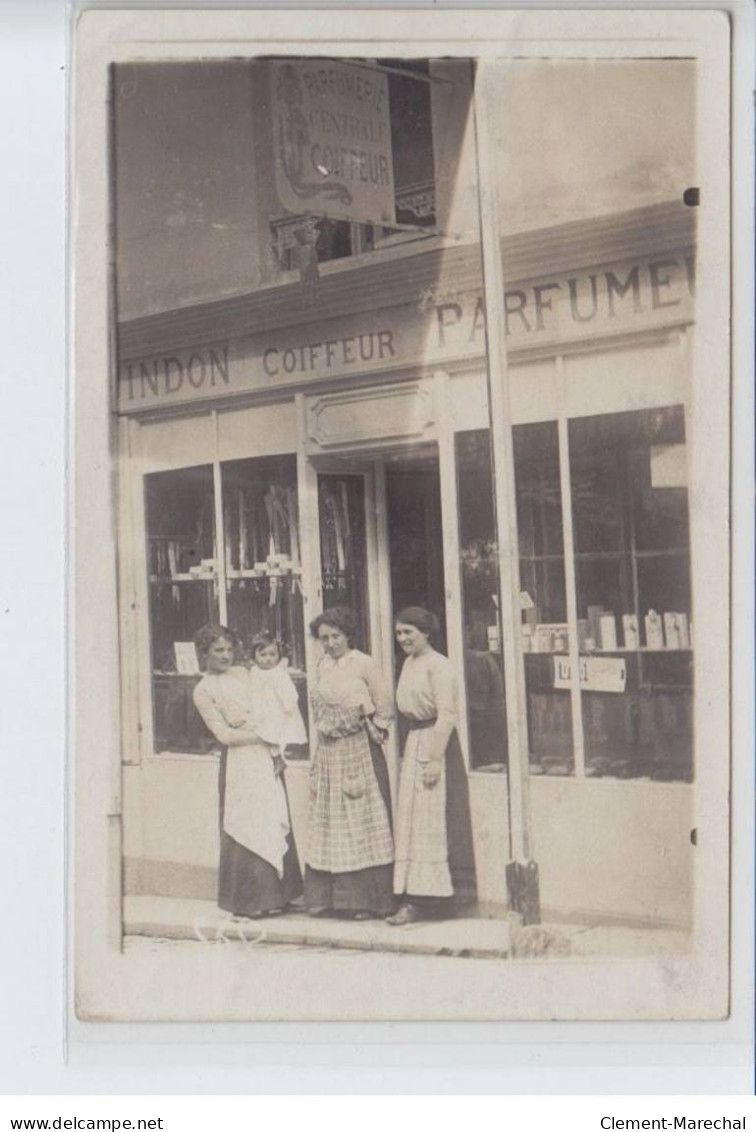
top-left (247, 630), bottom-right (308, 776)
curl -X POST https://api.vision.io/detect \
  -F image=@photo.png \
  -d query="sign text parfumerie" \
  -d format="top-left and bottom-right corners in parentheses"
top-left (117, 252), bottom-right (695, 409)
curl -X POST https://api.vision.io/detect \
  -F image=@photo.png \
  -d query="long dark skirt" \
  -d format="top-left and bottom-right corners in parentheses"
top-left (304, 739), bottom-right (395, 916)
top-left (217, 749), bottom-right (303, 918)
top-left (444, 729), bottom-right (478, 907)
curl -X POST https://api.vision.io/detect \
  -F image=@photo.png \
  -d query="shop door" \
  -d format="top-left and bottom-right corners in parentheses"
top-left (314, 448), bottom-right (445, 796)
top-left (315, 449), bottom-right (446, 666)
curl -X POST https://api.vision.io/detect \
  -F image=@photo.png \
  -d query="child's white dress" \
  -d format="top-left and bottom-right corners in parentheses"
top-left (247, 663), bottom-right (308, 750)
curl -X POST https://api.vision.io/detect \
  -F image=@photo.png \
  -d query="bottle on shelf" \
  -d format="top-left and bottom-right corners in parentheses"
top-left (645, 610), bottom-right (664, 650)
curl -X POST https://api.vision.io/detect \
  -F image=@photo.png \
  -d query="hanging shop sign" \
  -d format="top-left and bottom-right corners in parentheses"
top-left (553, 655), bottom-right (627, 694)
top-left (272, 59), bottom-right (396, 226)
top-left (117, 251), bottom-right (695, 412)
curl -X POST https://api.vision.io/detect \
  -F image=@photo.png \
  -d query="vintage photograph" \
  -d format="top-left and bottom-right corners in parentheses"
top-left (72, 10), bottom-right (731, 1022)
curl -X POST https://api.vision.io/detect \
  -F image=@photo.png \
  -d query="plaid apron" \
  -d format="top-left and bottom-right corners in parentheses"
top-left (306, 694), bottom-right (394, 873)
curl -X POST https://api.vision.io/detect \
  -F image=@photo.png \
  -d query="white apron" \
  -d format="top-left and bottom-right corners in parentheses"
top-left (223, 742), bottom-right (290, 878)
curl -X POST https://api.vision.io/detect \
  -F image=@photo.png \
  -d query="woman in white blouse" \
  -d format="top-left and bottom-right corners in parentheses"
top-left (388, 606), bottom-right (477, 926)
top-left (192, 624), bottom-right (302, 919)
top-left (305, 606), bottom-right (395, 919)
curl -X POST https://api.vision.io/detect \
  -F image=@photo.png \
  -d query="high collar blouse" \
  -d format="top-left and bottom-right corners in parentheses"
top-left (315, 649), bottom-right (394, 731)
top-left (396, 648), bottom-right (458, 728)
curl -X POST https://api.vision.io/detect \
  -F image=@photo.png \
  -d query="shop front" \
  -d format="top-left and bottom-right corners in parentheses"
top-left (118, 199), bottom-right (696, 927)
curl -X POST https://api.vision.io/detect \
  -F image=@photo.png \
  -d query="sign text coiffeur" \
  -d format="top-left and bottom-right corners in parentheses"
top-left (117, 252), bottom-right (695, 410)
top-left (272, 59), bottom-right (396, 227)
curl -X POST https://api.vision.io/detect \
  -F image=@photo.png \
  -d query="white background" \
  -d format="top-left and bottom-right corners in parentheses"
top-left (0, 0), bottom-right (753, 1097)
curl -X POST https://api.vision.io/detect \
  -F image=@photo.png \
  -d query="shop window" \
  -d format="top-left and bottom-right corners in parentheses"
top-left (455, 431), bottom-right (508, 771)
top-left (383, 60), bottom-right (436, 230)
top-left (569, 406), bottom-right (693, 781)
top-left (145, 465), bottom-right (219, 754)
top-left (221, 455), bottom-right (309, 758)
top-left (144, 457), bottom-right (308, 756)
top-left (271, 215), bottom-right (374, 273)
top-left (513, 422), bottom-right (574, 775)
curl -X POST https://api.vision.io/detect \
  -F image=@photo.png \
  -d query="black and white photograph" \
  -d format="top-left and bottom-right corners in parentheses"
top-left (71, 8), bottom-right (732, 1022)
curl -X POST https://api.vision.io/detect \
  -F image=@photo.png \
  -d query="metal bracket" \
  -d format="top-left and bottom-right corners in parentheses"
top-left (506, 859), bottom-right (541, 926)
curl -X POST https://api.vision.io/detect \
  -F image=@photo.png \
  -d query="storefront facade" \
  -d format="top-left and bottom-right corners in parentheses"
top-left (117, 194), bottom-right (696, 927)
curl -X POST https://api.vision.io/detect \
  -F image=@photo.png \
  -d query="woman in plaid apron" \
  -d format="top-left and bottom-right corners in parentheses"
top-left (304, 606), bottom-right (396, 919)
top-left (388, 606), bottom-right (477, 926)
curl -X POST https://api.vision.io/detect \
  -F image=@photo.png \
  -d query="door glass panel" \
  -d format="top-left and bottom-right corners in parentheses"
top-left (318, 473), bottom-right (371, 652)
top-left (385, 452), bottom-right (447, 657)
top-left (455, 431), bottom-right (508, 771)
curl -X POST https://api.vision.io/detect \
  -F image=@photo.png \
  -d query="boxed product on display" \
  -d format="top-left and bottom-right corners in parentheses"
top-left (598, 613), bottom-right (617, 651)
top-left (645, 609), bottom-right (665, 649)
top-left (664, 611), bottom-right (681, 649)
top-left (622, 614), bottom-right (639, 650)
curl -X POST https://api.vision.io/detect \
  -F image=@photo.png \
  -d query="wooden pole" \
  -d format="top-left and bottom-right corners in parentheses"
top-left (472, 61), bottom-right (540, 923)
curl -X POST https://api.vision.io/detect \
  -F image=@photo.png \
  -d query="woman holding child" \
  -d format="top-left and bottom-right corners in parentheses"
top-left (192, 624), bottom-right (304, 919)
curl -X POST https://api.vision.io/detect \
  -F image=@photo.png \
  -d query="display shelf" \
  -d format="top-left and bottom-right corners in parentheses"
top-left (523, 645), bottom-right (693, 657)
top-left (579, 646), bottom-right (693, 655)
top-left (226, 566), bottom-right (303, 579)
top-left (149, 573), bottom-right (217, 583)
top-left (523, 648), bottom-right (569, 656)
top-left (154, 666), bottom-right (306, 679)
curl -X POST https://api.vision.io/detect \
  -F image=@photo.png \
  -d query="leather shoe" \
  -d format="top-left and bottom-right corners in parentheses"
top-left (386, 903), bottom-right (421, 926)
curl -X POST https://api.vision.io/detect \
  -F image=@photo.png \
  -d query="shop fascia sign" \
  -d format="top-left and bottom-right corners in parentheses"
top-left (272, 59), bottom-right (396, 227)
top-left (117, 250), bottom-right (695, 411)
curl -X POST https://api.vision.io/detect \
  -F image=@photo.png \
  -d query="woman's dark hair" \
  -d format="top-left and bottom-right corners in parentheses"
top-left (394, 606), bottom-right (439, 640)
top-left (249, 628), bottom-right (287, 660)
top-left (193, 623), bottom-right (239, 661)
top-left (309, 605), bottom-right (357, 646)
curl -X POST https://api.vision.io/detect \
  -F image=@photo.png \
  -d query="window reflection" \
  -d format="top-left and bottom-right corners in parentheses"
top-left (569, 406), bottom-right (693, 781)
top-left (145, 465), bottom-right (218, 753)
top-left (455, 431), bottom-right (508, 771)
top-left (513, 421), bottom-right (574, 775)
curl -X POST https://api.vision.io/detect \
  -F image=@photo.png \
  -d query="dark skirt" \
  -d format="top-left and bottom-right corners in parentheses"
top-left (444, 728), bottom-right (478, 906)
top-left (217, 749), bottom-right (303, 917)
top-left (303, 739), bottom-right (395, 916)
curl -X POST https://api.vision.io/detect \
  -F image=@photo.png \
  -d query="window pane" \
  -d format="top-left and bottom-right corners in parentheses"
top-left (569, 406), bottom-right (693, 781)
top-left (514, 422), bottom-right (564, 557)
top-left (318, 474), bottom-right (371, 653)
top-left (570, 445), bottom-right (624, 554)
top-left (222, 455), bottom-right (309, 758)
top-left (387, 66), bottom-right (436, 227)
top-left (145, 465), bottom-right (218, 753)
top-left (455, 430), bottom-right (507, 771)
top-left (514, 421), bottom-right (574, 776)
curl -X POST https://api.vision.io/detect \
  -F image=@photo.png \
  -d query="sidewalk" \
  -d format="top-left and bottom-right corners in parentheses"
top-left (124, 895), bottom-right (690, 961)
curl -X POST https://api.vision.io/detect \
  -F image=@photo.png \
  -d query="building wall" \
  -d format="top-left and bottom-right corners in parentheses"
top-left (114, 60), bottom-right (265, 319)
top-left (113, 58), bottom-right (695, 322)
top-left (114, 58), bottom-right (480, 320)
top-left (124, 760), bottom-right (693, 927)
